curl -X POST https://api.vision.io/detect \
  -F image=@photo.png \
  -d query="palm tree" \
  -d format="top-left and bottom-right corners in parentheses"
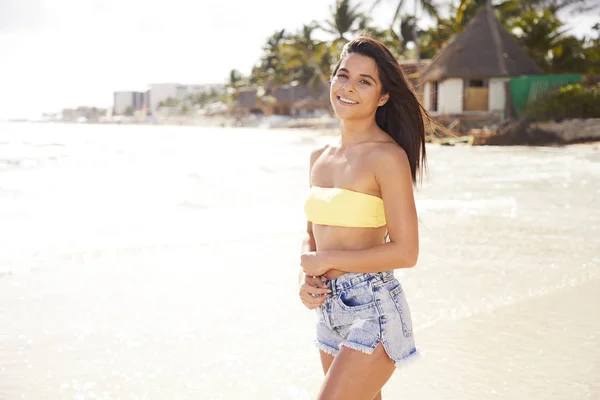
top-left (418, 16), bottom-right (460, 58)
top-left (356, 22), bottom-right (405, 59)
top-left (226, 69), bottom-right (246, 106)
top-left (282, 24), bottom-right (332, 91)
top-left (320, 0), bottom-right (365, 45)
top-left (227, 69), bottom-right (244, 90)
top-left (251, 29), bottom-right (288, 87)
top-left (457, 0), bottom-right (597, 23)
top-left (510, 8), bottom-right (567, 71)
top-left (370, 0), bottom-right (440, 92)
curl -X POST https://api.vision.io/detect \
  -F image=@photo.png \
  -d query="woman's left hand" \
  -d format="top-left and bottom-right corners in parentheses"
top-left (300, 251), bottom-right (330, 277)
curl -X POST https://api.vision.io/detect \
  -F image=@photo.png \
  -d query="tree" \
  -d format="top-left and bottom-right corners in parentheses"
top-left (370, 0), bottom-right (440, 91)
top-left (418, 16), bottom-right (460, 59)
top-left (159, 97), bottom-right (179, 108)
top-left (320, 0), bottom-right (366, 45)
top-left (250, 29), bottom-right (288, 87)
top-left (584, 23), bottom-right (600, 73)
top-left (281, 23), bottom-right (332, 91)
top-left (457, 0), bottom-right (598, 23)
top-left (227, 69), bottom-right (245, 91)
top-left (355, 23), bottom-right (405, 59)
top-left (423, 0), bottom-right (598, 73)
top-left (510, 9), bottom-right (568, 72)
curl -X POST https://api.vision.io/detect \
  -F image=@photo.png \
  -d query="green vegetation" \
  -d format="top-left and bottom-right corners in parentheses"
top-left (155, 1), bottom-right (598, 119)
top-left (243, 0), bottom-right (599, 90)
top-left (524, 83), bottom-right (600, 121)
top-left (156, 89), bottom-right (224, 115)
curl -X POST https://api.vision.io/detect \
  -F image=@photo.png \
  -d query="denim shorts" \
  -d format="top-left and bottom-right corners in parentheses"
top-left (315, 271), bottom-right (419, 367)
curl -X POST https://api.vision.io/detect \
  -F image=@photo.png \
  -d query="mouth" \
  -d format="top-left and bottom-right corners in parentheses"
top-left (337, 96), bottom-right (359, 105)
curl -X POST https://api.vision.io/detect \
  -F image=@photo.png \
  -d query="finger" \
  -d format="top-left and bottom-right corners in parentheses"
top-left (302, 297), bottom-right (325, 309)
top-left (304, 293), bottom-right (328, 307)
top-left (304, 278), bottom-right (321, 288)
top-left (300, 283), bottom-right (331, 294)
top-left (299, 291), bottom-right (326, 306)
top-left (302, 285), bottom-right (331, 295)
top-left (312, 298), bottom-right (327, 308)
top-left (299, 289), bottom-right (325, 301)
top-left (307, 276), bottom-right (328, 289)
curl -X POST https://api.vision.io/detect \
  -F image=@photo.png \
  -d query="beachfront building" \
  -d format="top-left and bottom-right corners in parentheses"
top-left (61, 107), bottom-right (108, 122)
top-left (231, 82), bottom-right (329, 118)
top-left (274, 82), bottom-right (329, 117)
top-left (113, 91), bottom-right (147, 115)
top-left (148, 83), bottom-right (226, 114)
top-left (234, 88), bottom-right (260, 115)
top-left (148, 84), bottom-right (179, 113)
top-left (421, 3), bottom-right (541, 122)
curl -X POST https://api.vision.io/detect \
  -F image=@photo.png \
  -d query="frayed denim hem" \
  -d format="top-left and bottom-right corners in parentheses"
top-left (315, 341), bottom-right (339, 357)
top-left (340, 341), bottom-right (378, 355)
top-left (392, 347), bottom-right (421, 369)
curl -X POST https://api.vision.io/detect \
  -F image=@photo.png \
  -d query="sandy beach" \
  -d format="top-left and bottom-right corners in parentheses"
top-left (0, 122), bottom-right (599, 399)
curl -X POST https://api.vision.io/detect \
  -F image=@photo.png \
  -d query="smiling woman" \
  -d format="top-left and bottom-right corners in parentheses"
top-left (298, 36), bottom-right (442, 400)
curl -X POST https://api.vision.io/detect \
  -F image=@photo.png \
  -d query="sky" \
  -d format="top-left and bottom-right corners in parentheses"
top-left (0, 0), bottom-right (598, 119)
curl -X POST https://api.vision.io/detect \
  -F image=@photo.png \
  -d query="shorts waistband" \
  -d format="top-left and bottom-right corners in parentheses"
top-left (324, 271), bottom-right (394, 294)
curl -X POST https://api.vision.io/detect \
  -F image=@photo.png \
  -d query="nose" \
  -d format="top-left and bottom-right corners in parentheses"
top-left (342, 81), bottom-right (356, 93)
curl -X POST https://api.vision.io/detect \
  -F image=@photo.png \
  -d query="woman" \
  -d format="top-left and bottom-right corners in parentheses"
top-left (298, 36), bottom-right (435, 400)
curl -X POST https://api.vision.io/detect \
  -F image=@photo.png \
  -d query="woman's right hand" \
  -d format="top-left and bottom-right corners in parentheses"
top-left (299, 275), bottom-right (331, 310)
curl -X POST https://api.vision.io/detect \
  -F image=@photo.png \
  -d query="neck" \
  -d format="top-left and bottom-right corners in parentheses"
top-left (339, 117), bottom-right (380, 147)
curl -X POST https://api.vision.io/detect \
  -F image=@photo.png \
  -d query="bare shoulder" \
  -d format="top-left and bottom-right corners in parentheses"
top-left (369, 142), bottom-right (410, 172)
top-left (309, 144), bottom-right (330, 167)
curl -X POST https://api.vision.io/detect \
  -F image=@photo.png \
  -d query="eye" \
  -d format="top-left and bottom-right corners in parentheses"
top-left (336, 73), bottom-right (349, 79)
top-left (360, 79), bottom-right (371, 85)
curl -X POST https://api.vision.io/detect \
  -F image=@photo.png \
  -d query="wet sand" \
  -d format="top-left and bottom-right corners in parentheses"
top-left (0, 123), bottom-right (598, 399)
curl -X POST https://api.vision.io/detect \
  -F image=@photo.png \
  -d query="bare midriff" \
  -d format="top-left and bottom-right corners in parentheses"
top-left (313, 224), bottom-right (387, 280)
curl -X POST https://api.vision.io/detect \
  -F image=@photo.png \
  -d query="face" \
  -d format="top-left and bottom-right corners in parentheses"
top-left (330, 53), bottom-right (389, 121)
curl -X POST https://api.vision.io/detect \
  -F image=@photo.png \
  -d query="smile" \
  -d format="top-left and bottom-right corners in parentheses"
top-left (337, 96), bottom-right (358, 105)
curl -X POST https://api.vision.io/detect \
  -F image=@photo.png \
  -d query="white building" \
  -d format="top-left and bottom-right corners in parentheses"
top-left (420, 3), bottom-right (541, 116)
top-left (148, 83), bottom-right (226, 113)
top-left (148, 84), bottom-right (180, 112)
top-left (113, 91), bottom-right (146, 115)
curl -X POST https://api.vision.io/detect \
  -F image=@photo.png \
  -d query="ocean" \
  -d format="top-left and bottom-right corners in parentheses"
top-left (0, 122), bottom-right (599, 399)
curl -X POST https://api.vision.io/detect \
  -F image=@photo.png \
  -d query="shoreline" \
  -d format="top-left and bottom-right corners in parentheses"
top-left (4, 118), bottom-right (600, 149)
top-left (1, 125), bottom-right (598, 399)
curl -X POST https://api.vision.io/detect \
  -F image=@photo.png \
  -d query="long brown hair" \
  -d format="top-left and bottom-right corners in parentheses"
top-left (331, 36), bottom-right (440, 184)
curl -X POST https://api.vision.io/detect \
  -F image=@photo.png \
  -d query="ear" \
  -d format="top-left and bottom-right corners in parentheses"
top-left (378, 93), bottom-right (389, 107)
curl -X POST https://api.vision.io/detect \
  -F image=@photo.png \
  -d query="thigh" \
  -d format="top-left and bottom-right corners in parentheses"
top-left (317, 343), bottom-right (395, 400)
top-left (319, 350), bottom-right (334, 375)
top-left (319, 351), bottom-right (383, 400)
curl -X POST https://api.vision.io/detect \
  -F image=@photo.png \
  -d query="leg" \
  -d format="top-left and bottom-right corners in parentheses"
top-left (317, 343), bottom-right (395, 400)
top-left (319, 351), bottom-right (383, 400)
top-left (319, 350), bottom-right (335, 375)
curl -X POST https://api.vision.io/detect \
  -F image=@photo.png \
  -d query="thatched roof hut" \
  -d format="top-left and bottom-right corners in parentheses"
top-left (272, 82), bottom-right (329, 116)
top-left (236, 88), bottom-right (258, 110)
top-left (421, 1), bottom-right (542, 117)
top-left (422, 3), bottom-right (541, 82)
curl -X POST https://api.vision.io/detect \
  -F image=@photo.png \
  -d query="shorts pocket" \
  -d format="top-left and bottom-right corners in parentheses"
top-left (337, 280), bottom-right (376, 311)
top-left (389, 284), bottom-right (414, 338)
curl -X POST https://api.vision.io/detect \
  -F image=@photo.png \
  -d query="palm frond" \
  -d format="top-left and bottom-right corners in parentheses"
top-left (421, 0), bottom-right (439, 18)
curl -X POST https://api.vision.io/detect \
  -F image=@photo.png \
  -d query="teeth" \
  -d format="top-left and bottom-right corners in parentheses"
top-left (339, 96), bottom-right (357, 104)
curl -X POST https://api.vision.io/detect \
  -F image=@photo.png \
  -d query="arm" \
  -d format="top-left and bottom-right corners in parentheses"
top-left (298, 147), bottom-right (331, 309)
top-left (298, 146), bottom-right (323, 283)
top-left (301, 146), bottom-right (419, 276)
top-left (298, 220), bottom-right (317, 284)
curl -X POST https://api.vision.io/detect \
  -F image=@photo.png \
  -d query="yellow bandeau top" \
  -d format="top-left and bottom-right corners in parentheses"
top-left (304, 186), bottom-right (387, 228)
